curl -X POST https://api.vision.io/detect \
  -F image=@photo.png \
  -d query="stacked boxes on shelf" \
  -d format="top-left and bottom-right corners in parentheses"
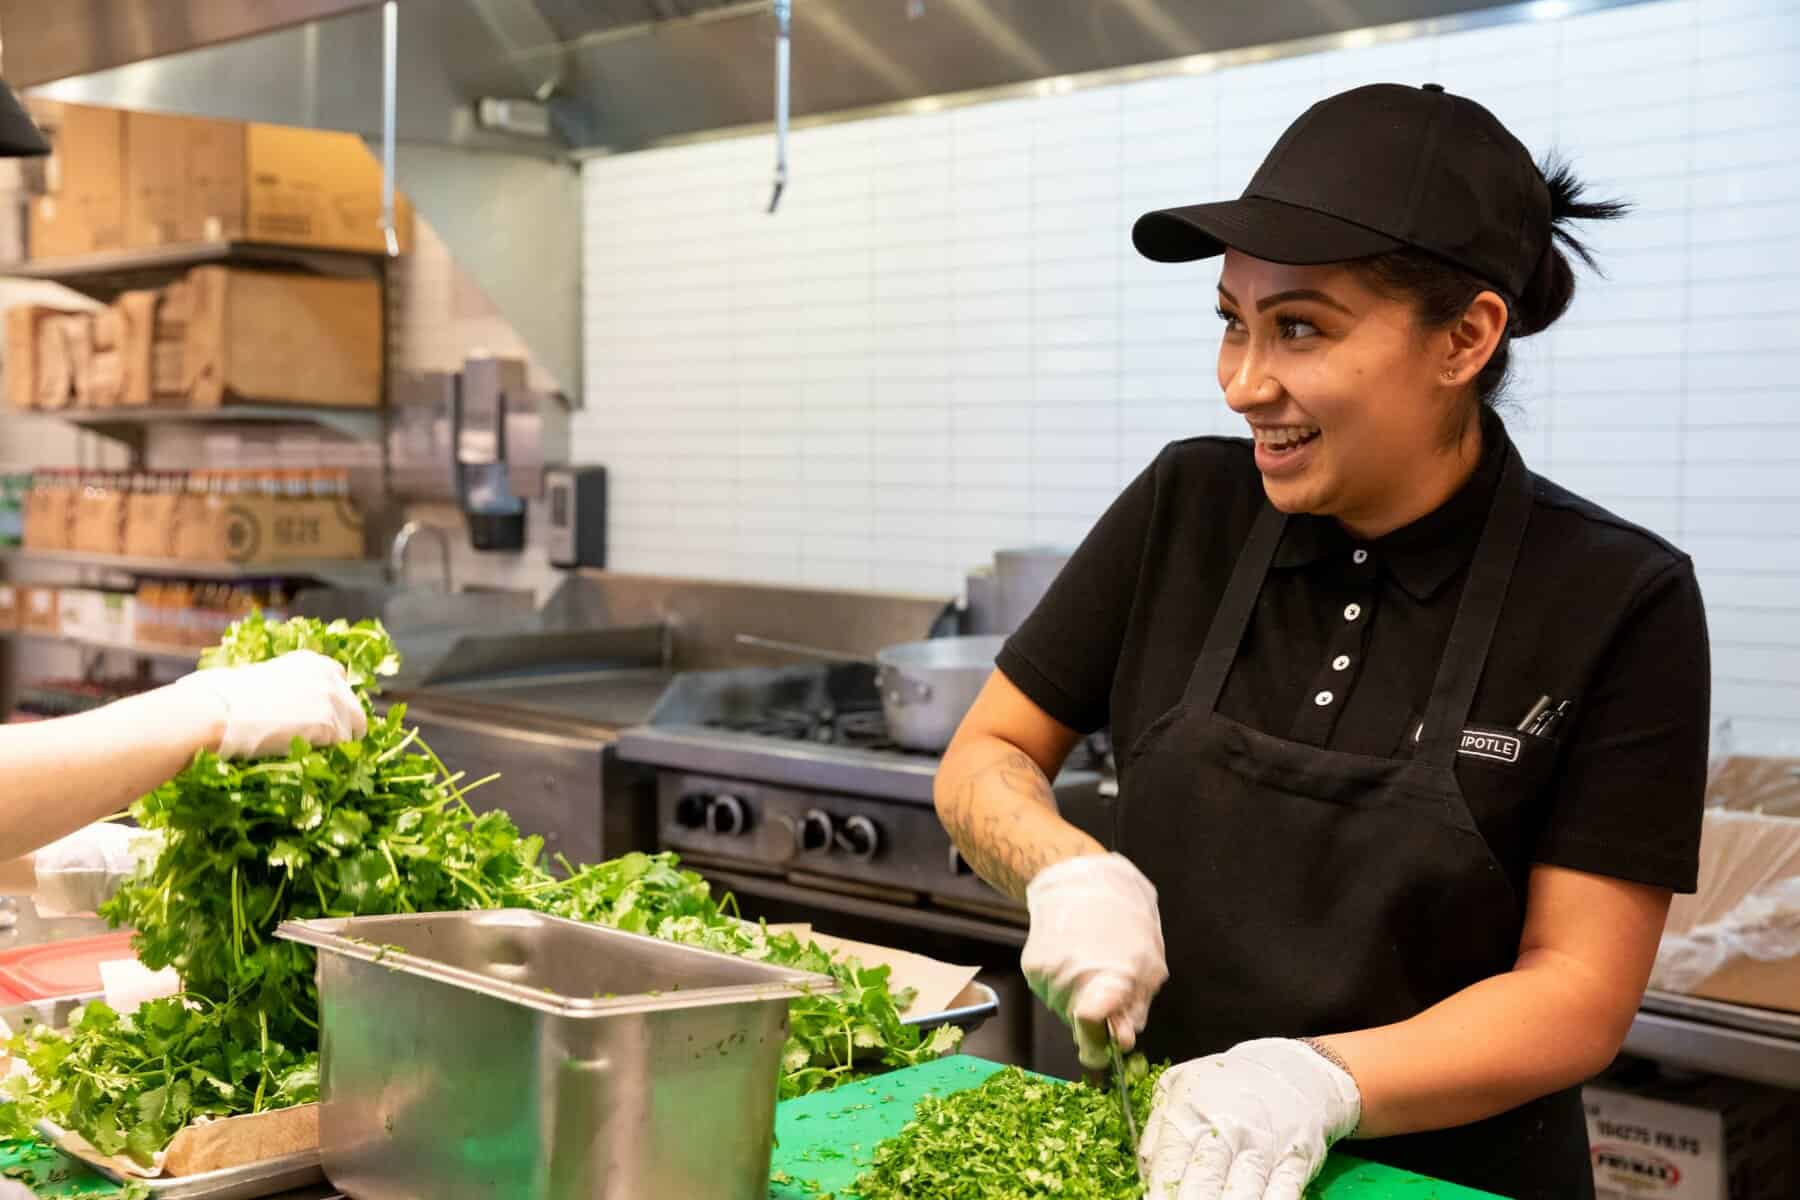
top-left (25, 101), bottom-right (414, 259)
top-left (18, 468), bottom-right (364, 565)
top-left (4, 265), bottom-right (382, 413)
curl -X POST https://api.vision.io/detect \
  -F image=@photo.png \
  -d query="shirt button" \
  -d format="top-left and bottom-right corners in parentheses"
top-left (1314, 690), bottom-right (1335, 707)
top-left (1352, 549), bottom-right (1369, 564)
top-left (1343, 603), bottom-right (1362, 621)
top-left (1332, 655), bottom-right (1351, 671)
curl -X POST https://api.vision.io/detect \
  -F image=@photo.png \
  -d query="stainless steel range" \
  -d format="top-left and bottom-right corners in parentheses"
top-left (614, 660), bottom-right (1114, 1076)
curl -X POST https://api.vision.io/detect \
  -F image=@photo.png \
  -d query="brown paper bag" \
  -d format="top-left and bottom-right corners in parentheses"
top-left (45, 1102), bottom-right (319, 1180)
top-left (802, 931), bottom-right (981, 1019)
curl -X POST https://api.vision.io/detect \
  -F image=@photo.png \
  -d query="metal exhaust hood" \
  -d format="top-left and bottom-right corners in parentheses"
top-left (0, 0), bottom-right (1603, 398)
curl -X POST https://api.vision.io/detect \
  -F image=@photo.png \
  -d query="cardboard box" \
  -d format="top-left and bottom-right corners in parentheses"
top-left (21, 478), bottom-right (72, 550)
top-left (60, 590), bottom-right (133, 645)
top-left (31, 311), bottom-right (96, 410)
top-left (114, 290), bottom-right (158, 407)
top-left (185, 116), bottom-right (246, 244)
top-left (1585, 1070), bottom-right (1799, 1200)
top-left (54, 104), bottom-right (410, 256)
top-left (175, 118), bottom-right (413, 254)
top-left (240, 123), bottom-right (413, 255)
top-left (176, 490), bottom-right (364, 565)
top-left (18, 587), bottom-right (58, 635)
top-left (6, 306), bottom-right (52, 410)
top-left (56, 589), bottom-right (104, 641)
top-left (89, 305), bottom-right (123, 408)
top-left (70, 480), bottom-right (127, 555)
top-left (1656, 807), bottom-right (1800, 1014)
top-left (123, 111), bottom-right (190, 249)
top-left (0, 585), bottom-right (18, 631)
top-left (27, 101), bottom-right (125, 259)
top-left (125, 487), bottom-right (180, 559)
top-left (1707, 755), bottom-right (1800, 819)
top-left (183, 268), bottom-right (382, 409)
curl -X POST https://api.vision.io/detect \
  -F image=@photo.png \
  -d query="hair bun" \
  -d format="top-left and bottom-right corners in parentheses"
top-left (1514, 238), bottom-right (1572, 337)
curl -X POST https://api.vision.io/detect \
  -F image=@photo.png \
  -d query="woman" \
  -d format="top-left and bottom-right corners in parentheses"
top-left (0, 651), bottom-right (365, 912)
top-left (935, 82), bottom-right (1707, 1200)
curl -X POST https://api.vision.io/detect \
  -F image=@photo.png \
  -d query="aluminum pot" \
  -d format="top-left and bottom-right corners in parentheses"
top-left (876, 634), bottom-right (1007, 753)
top-left (993, 545), bottom-right (1073, 636)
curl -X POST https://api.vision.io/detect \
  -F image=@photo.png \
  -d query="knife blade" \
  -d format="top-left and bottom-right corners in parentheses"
top-left (1107, 1018), bottom-right (1139, 1156)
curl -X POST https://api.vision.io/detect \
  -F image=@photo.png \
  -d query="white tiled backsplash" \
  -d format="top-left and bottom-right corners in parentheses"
top-left (579, 0), bottom-right (1800, 750)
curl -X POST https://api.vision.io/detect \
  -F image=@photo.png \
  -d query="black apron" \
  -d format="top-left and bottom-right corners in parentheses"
top-left (1117, 443), bottom-right (1592, 1200)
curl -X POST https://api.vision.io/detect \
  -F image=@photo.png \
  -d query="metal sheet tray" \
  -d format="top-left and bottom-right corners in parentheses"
top-left (901, 981), bottom-right (998, 1035)
top-left (35, 1120), bottom-right (324, 1200)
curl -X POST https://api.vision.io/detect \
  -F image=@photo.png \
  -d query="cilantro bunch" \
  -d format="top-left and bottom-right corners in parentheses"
top-left (0, 615), bottom-right (958, 1163)
top-left (852, 1063), bottom-right (1162, 1199)
top-left (102, 617), bottom-right (548, 1049)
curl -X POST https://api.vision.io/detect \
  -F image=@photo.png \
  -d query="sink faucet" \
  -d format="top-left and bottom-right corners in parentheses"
top-left (389, 520), bottom-right (453, 591)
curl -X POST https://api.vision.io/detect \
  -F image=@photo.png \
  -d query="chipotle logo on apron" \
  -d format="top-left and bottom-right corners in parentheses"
top-left (1457, 727), bottom-right (1523, 764)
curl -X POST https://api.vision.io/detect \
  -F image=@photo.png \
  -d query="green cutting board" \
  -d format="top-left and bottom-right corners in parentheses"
top-left (767, 1056), bottom-right (1503, 1199)
top-left (0, 1138), bottom-right (114, 1197)
top-left (5, 1057), bottom-right (1501, 1199)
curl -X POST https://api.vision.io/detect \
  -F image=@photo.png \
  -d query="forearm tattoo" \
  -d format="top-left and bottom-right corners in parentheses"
top-left (938, 751), bottom-right (1089, 900)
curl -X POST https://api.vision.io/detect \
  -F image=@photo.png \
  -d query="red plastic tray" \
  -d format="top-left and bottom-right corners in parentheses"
top-left (0, 931), bottom-right (136, 1004)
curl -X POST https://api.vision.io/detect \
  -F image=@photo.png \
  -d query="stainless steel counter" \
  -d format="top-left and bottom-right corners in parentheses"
top-left (1625, 989), bottom-right (1800, 1091)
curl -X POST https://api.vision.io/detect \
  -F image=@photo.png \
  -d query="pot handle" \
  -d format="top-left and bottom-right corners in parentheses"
top-left (880, 665), bottom-right (934, 707)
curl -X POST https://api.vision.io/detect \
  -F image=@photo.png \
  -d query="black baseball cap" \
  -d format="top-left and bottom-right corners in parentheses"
top-left (0, 82), bottom-right (49, 157)
top-left (1132, 82), bottom-right (1549, 300)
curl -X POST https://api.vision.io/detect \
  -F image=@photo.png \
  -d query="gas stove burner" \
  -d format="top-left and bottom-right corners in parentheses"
top-left (702, 702), bottom-right (941, 755)
top-left (833, 709), bottom-right (891, 745)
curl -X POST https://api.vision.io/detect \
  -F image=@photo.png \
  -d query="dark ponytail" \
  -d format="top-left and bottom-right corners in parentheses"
top-left (1512, 153), bottom-right (1633, 336)
top-left (1351, 152), bottom-right (1631, 407)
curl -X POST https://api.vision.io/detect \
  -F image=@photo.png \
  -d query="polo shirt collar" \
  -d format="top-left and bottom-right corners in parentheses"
top-left (1271, 408), bottom-right (1511, 602)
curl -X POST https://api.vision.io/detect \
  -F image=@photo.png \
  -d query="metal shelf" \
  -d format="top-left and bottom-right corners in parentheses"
top-left (1624, 991), bottom-right (1800, 1091)
top-left (0, 548), bottom-right (385, 587)
top-left (56, 404), bottom-right (384, 449)
top-left (0, 628), bottom-right (197, 667)
top-left (0, 239), bottom-right (386, 301)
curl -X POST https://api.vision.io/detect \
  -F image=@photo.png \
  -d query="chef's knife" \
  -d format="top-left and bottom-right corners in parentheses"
top-left (1107, 1018), bottom-right (1139, 1156)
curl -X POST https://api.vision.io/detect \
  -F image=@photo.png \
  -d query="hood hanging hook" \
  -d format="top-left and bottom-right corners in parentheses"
top-left (768, 0), bottom-right (791, 213)
top-left (380, 0), bottom-right (400, 256)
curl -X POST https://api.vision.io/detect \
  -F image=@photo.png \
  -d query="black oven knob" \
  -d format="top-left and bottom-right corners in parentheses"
top-left (708, 794), bottom-right (750, 837)
top-left (948, 845), bottom-right (974, 876)
top-left (836, 815), bottom-right (881, 861)
top-left (799, 809), bottom-right (835, 854)
top-left (675, 794), bottom-right (709, 829)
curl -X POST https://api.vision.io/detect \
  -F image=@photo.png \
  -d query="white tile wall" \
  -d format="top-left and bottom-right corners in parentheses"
top-left (582, 0), bottom-right (1800, 749)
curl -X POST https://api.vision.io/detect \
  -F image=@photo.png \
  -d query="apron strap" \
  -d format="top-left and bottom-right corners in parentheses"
top-left (1415, 443), bottom-right (1534, 767)
top-left (1189, 500), bottom-right (1288, 714)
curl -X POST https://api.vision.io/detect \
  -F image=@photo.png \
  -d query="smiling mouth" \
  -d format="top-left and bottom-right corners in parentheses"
top-left (1252, 425), bottom-right (1321, 452)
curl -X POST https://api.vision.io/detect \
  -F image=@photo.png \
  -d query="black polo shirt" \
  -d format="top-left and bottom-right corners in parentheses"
top-left (999, 408), bottom-right (1710, 898)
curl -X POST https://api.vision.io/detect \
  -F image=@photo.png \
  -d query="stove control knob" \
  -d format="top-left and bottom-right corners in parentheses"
top-left (675, 794), bottom-right (709, 830)
top-left (948, 845), bottom-right (974, 876)
top-left (836, 815), bottom-right (881, 861)
top-left (708, 794), bottom-right (750, 837)
top-left (799, 809), bottom-right (835, 854)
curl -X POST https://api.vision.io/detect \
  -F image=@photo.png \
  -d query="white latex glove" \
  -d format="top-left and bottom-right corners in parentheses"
top-left (1021, 852), bottom-right (1168, 1069)
top-left (31, 823), bottom-right (162, 917)
top-left (1139, 1038), bottom-right (1362, 1200)
top-left (174, 650), bottom-right (366, 759)
top-left (0, 1181), bottom-right (37, 1200)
